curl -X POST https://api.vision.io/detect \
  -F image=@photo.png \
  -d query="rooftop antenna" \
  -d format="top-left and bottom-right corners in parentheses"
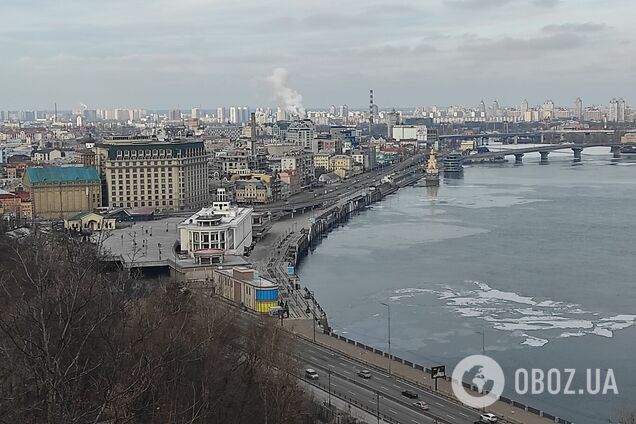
top-left (369, 89), bottom-right (374, 125)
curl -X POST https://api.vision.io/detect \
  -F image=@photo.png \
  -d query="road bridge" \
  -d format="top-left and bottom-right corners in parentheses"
top-left (464, 142), bottom-right (634, 164)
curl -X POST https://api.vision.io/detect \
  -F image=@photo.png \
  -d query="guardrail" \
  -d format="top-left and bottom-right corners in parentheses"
top-left (304, 331), bottom-right (574, 424)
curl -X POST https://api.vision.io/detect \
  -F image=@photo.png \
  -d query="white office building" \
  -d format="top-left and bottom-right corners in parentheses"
top-left (178, 202), bottom-right (253, 260)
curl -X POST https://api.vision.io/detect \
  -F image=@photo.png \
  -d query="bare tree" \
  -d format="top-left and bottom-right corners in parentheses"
top-left (0, 233), bottom-right (315, 424)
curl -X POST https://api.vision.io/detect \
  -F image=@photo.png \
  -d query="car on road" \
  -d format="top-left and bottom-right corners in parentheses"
top-left (401, 390), bottom-right (418, 399)
top-left (412, 401), bottom-right (429, 410)
top-left (305, 368), bottom-right (319, 380)
top-left (357, 370), bottom-right (371, 379)
top-left (480, 413), bottom-right (498, 422)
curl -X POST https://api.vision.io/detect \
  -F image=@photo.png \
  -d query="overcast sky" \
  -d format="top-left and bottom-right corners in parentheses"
top-left (1, 0), bottom-right (634, 110)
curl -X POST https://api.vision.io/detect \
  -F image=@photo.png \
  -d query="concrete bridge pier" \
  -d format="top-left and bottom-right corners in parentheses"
top-left (611, 145), bottom-right (622, 159)
top-left (514, 153), bottom-right (524, 165)
top-left (539, 151), bottom-right (550, 165)
top-left (572, 147), bottom-right (583, 162)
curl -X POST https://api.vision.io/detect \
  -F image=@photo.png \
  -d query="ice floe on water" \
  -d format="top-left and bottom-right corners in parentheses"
top-left (521, 335), bottom-right (549, 347)
top-left (390, 281), bottom-right (636, 348)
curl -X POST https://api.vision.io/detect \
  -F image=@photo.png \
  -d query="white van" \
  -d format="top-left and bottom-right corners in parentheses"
top-left (305, 368), bottom-right (319, 380)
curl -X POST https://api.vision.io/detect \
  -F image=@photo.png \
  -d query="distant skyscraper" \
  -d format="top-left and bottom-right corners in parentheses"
top-left (191, 107), bottom-right (201, 119)
top-left (521, 99), bottom-right (529, 114)
top-left (114, 109), bottom-right (129, 122)
top-left (617, 98), bottom-right (626, 122)
top-left (339, 104), bottom-right (349, 120)
top-left (542, 100), bottom-right (555, 120)
top-left (217, 107), bottom-right (225, 123)
top-left (229, 107), bottom-right (239, 124)
top-left (329, 105), bottom-right (337, 116)
top-left (608, 98), bottom-right (618, 122)
top-left (240, 107), bottom-right (250, 125)
top-left (387, 109), bottom-right (400, 138)
top-left (169, 109), bottom-right (181, 121)
top-left (491, 100), bottom-right (500, 118)
top-left (83, 109), bottom-right (97, 123)
top-left (574, 98), bottom-right (583, 120)
top-left (479, 100), bottom-right (486, 115)
top-left (276, 107), bottom-right (286, 121)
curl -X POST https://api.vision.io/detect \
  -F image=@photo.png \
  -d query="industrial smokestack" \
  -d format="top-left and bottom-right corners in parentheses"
top-left (249, 112), bottom-right (256, 153)
top-left (369, 89), bottom-right (374, 125)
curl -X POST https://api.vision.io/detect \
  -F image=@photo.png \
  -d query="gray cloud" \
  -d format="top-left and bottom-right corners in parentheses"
top-left (444, 0), bottom-right (512, 10)
top-left (543, 22), bottom-right (608, 33)
top-left (0, 0), bottom-right (634, 108)
top-left (532, 0), bottom-right (560, 7)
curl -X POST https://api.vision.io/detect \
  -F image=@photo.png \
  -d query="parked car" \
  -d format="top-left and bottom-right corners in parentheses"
top-left (357, 370), bottom-right (371, 379)
top-left (412, 401), bottom-right (429, 410)
top-left (401, 390), bottom-right (418, 399)
top-left (305, 369), bottom-right (319, 380)
top-left (480, 413), bottom-right (498, 422)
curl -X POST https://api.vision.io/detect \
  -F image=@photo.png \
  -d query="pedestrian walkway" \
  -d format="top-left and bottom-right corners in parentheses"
top-left (287, 319), bottom-right (557, 424)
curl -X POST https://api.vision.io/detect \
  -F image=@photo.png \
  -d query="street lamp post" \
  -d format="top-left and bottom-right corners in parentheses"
top-left (376, 391), bottom-right (380, 424)
top-left (476, 329), bottom-right (485, 354)
top-left (380, 302), bottom-right (392, 374)
top-left (328, 368), bottom-right (332, 408)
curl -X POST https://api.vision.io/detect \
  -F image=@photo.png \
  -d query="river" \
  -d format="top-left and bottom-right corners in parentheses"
top-left (297, 146), bottom-right (636, 424)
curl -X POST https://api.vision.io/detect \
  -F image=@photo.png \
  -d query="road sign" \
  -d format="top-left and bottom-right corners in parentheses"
top-left (287, 265), bottom-right (295, 275)
top-left (431, 365), bottom-right (446, 379)
top-left (431, 365), bottom-right (446, 392)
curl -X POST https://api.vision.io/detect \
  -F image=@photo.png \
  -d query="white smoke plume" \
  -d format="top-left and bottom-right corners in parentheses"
top-left (267, 68), bottom-right (306, 118)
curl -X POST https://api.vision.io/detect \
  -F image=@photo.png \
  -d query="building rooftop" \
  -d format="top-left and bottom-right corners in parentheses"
top-left (180, 202), bottom-right (251, 227)
top-left (215, 266), bottom-right (277, 289)
top-left (25, 166), bottom-right (100, 184)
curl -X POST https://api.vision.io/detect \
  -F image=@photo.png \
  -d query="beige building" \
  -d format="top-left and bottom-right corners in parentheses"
top-left (94, 136), bottom-right (209, 211)
top-left (23, 166), bottom-right (102, 219)
top-left (64, 211), bottom-right (116, 232)
top-left (234, 179), bottom-right (270, 204)
top-left (314, 152), bottom-right (333, 170)
top-left (329, 154), bottom-right (353, 174)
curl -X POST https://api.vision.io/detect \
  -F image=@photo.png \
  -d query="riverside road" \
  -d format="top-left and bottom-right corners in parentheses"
top-left (295, 336), bottom-right (481, 424)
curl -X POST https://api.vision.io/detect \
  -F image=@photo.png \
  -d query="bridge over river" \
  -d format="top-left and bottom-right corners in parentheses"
top-left (464, 142), bottom-right (634, 164)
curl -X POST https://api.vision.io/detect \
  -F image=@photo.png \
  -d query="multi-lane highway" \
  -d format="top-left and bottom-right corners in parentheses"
top-left (255, 154), bottom-right (426, 214)
top-left (294, 336), bottom-right (482, 424)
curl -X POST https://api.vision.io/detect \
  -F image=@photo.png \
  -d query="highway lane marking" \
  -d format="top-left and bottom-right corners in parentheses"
top-left (380, 386), bottom-right (388, 391)
top-left (388, 409), bottom-right (398, 415)
top-left (348, 390), bottom-right (356, 396)
top-left (458, 412), bottom-right (469, 417)
top-left (433, 401), bottom-right (445, 407)
top-left (309, 356), bottom-right (318, 361)
top-left (446, 414), bottom-right (456, 421)
top-left (393, 384), bottom-right (401, 389)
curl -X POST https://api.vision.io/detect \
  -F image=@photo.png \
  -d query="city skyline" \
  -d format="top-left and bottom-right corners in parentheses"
top-left (2, 0), bottom-right (635, 109)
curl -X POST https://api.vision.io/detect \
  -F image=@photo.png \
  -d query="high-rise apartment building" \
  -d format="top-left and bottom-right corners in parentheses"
top-left (617, 98), bottom-right (626, 122)
top-left (608, 98), bottom-right (626, 122)
top-left (574, 98), bottom-right (583, 120)
top-left (94, 136), bottom-right (209, 211)
top-left (217, 107), bottom-right (225, 123)
top-left (169, 109), bottom-right (182, 121)
top-left (230, 107), bottom-right (239, 124)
